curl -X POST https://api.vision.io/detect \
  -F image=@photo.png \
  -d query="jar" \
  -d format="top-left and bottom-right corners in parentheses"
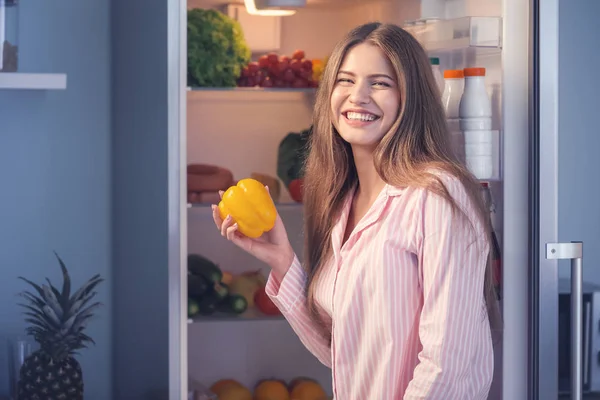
top-left (1, 0), bottom-right (19, 72)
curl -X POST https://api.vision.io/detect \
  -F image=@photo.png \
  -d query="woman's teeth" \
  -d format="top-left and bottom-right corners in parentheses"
top-left (346, 112), bottom-right (378, 121)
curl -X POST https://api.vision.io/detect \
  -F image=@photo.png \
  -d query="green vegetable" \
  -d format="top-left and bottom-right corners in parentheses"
top-left (188, 272), bottom-right (209, 297)
top-left (188, 253), bottom-right (223, 283)
top-left (188, 298), bottom-right (200, 317)
top-left (196, 283), bottom-right (228, 316)
top-left (187, 8), bottom-right (251, 87)
top-left (217, 294), bottom-right (248, 314)
top-left (277, 127), bottom-right (312, 187)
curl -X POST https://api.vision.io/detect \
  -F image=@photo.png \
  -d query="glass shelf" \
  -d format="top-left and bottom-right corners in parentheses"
top-left (188, 307), bottom-right (285, 323)
top-left (403, 16), bottom-right (502, 54)
top-left (187, 202), bottom-right (302, 210)
top-left (187, 86), bottom-right (317, 102)
top-left (187, 86), bottom-right (316, 93)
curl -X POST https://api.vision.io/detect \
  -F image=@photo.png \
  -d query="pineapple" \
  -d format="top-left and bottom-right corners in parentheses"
top-left (16, 252), bottom-right (104, 400)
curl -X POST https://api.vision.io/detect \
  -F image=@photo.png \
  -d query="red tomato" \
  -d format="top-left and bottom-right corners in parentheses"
top-left (288, 178), bottom-right (304, 203)
top-left (254, 287), bottom-right (281, 316)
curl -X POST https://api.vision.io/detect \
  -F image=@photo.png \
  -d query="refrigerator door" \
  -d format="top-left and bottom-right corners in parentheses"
top-left (533, 0), bottom-right (600, 399)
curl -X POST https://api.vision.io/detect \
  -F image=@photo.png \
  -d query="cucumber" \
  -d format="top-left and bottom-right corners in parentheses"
top-left (188, 298), bottom-right (200, 317)
top-left (197, 300), bottom-right (217, 316)
top-left (188, 254), bottom-right (222, 283)
top-left (217, 294), bottom-right (248, 315)
top-left (188, 272), bottom-right (209, 297)
top-left (213, 282), bottom-right (229, 300)
top-left (196, 282), bottom-right (229, 313)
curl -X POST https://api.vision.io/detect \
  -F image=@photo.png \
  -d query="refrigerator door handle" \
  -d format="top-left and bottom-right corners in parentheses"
top-left (546, 241), bottom-right (584, 400)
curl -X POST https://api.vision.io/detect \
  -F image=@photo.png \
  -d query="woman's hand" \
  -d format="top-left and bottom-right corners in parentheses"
top-left (211, 187), bottom-right (295, 281)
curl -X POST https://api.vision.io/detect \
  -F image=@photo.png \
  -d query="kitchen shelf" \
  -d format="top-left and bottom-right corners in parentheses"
top-left (188, 307), bottom-right (284, 323)
top-left (0, 73), bottom-right (67, 90)
top-left (403, 16), bottom-right (502, 54)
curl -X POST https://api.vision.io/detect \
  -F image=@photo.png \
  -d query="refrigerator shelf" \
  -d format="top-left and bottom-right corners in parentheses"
top-left (404, 16), bottom-right (502, 54)
top-left (188, 307), bottom-right (285, 323)
top-left (187, 202), bottom-right (302, 210)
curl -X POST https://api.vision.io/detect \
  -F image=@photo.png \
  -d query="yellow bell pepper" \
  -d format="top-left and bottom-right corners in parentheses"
top-left (218, 178), bottom-right (277, 238)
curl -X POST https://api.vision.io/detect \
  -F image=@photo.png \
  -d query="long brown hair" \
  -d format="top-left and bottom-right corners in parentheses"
top-left (302, 22), bottom-right (502, 341)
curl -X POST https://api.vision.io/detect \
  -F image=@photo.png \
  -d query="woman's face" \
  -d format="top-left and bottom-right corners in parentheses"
top-left (330, 42), bottom-right (401, 150)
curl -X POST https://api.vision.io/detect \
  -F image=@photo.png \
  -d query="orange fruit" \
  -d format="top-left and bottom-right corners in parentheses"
top-left (290, 380), bottom-right (327, 400)
top-left (210, 379), bottom-right (243, 395)
top-left (218, 384), bottom-right (253, 400)
top-left (254, 379), bottom-right (290, 400)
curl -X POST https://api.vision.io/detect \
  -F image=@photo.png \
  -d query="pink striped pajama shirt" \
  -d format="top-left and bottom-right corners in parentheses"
top-left (266, 173), bottom-right (494, 399)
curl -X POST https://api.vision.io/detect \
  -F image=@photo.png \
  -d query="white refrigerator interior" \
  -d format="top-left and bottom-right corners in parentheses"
top-left (184, 0), bottom-right (507, 398)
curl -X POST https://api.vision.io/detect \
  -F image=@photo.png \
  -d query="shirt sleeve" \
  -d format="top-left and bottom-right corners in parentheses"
top-left (403, 177), bottom-right (494, 399)
top-left (265, 254), bottom-right (332, 368)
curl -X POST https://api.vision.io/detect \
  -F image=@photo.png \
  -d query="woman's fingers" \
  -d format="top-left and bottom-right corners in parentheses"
top-left (226, 223), bottom-right (239, 241)
top-left (211, 204), bottom-right (223, 229)
top-left (221, 215), bottom-right (234, 237)
top-left (211, 203), bottom-right (234, 237)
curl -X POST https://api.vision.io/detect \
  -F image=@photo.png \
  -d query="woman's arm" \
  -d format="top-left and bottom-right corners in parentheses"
top-left (403, 177), bottom-right (494, 399)
top-left (265, 255), bottom-right (332, 368)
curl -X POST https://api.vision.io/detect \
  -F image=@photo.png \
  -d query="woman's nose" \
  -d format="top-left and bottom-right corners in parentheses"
top-left (349, 82), bottom-right (370, 104)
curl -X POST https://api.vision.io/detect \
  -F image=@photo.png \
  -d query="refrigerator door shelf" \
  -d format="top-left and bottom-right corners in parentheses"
top-left (403, 16), bottom-right (502, 54)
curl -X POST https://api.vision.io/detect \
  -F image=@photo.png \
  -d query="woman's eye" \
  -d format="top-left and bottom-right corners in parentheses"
top-left (336, 78), bottom-right (353, 84)
top-left (373, 81), bottom-right (391, 87)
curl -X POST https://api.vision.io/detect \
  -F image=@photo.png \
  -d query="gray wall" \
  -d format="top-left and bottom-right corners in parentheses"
top-left (0, 0), bottom-right (111, 398)
top-left (558, 0), bottom-right (600, 283)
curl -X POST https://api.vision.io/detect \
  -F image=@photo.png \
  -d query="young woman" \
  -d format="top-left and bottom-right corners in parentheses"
top-left (212, 22), bottom-right (501, 400)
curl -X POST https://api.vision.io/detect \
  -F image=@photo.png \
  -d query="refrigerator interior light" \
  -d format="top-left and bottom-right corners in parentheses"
top-left (244, 0), bottom-right (298, 16)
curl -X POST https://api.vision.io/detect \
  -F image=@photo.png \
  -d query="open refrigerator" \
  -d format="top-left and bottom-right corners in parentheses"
top-left (183, 0), bottom-right (513, 398)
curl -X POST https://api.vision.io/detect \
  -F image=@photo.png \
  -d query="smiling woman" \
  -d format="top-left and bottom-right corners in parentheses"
top-left (330, 42), bottom-right (400, 149)
top-left (212, 21), bottom-right (501, 400)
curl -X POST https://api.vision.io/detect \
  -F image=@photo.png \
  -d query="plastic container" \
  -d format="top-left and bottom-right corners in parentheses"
top-left (429, 57), bottom-right (444, 95)
top-left (420, 0), bottom-right (446, 20)
top-left (442, 69), bottom-right (464, 131)
top-left (459, 67), bottom-right (493, 179)
top-left (459, 67), bottom-right (492, 130)
top-left (0, 0), bottom-right (18, 72)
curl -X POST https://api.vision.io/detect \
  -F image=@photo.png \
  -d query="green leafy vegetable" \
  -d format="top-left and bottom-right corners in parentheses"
top-left (187, 8), bottom-right (251, 87)
top-left (277, 127), bottom-right (312, 187)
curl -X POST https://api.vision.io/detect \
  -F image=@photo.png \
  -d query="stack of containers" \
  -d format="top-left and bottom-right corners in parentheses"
top-left (458, 67), bottom-right (493, 179)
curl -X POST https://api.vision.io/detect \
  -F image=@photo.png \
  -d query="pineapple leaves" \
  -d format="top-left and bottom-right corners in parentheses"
top-left (18, 303), bottom-right (59, 329)
top-left (45, 278), bottom-right (63, 302)
top-left (42, 284), bottom-right (64, 320)
top-left (17, 252), bottom-right (104, 357)
top-left (18, 291), bottom-right (46, 309)
top-left (42, 305), bottom-right (61, 327)
top-left (24, 317), bottom-right (52, 331)
top-left (68, 275), bottom-right (103, 309)
top-left (71, 302), bottom-right (102, 332)
top-left (54, 251), bottom-right (71, 305)
top-left (78, 332), bottom-right (95, 345)
top-left (18, 277), bottom-right (47, 305)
